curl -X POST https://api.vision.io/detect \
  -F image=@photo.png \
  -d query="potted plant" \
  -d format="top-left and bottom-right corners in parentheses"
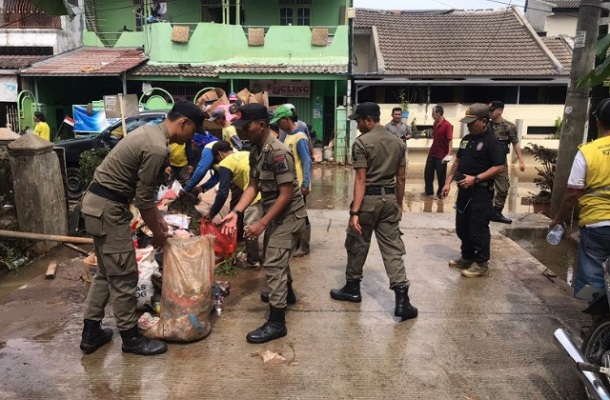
top-left (410, 118), bottom-right (420, 138)
top-left (525, 143), bottom-right (557, 217)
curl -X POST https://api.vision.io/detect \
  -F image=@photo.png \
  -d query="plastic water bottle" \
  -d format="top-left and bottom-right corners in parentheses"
top-left (546, 224), bottom-right (565, 245)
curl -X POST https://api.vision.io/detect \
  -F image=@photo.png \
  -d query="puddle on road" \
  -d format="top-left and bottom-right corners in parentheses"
top-left (0, 246), bottom-right (82, 299)
top-left (309, 164), bottom-right (539, 215)
top-left (513, 235), bottom-right (577, 285)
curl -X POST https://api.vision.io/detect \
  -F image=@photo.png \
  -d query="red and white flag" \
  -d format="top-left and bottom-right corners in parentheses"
top-left (63, 116), bottom-right (75, 127)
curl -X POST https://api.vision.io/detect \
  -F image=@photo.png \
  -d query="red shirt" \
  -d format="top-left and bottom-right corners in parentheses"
top-left (428, 118), bottom-right (453, 159)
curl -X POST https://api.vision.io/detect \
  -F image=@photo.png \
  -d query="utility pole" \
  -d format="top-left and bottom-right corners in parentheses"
top-left (587, 0), bottom-right (610, 142)
top-left (551, 0), bottom-right (602, 216)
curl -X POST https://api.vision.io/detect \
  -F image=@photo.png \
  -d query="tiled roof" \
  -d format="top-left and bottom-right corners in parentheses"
top-left (21, 47), bottom-right (147, 76)
top-left (356, 8), bottom-right (564, 77)
top-left (542, 36), bottom-right (573, 70)
top-left (214, 58), bottom-right (347, 75)
top-left (131, 64), bottom-right (217, 77)
top-left (0, 55), bottom-right (48, 70)
top-left (552, 1), bottom-right (580, 8)
top-left (130, 58), bottom-right (347, 77)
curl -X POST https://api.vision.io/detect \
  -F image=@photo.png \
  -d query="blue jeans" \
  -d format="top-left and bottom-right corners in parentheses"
top-left (574, 226), bottom-right (610, 295)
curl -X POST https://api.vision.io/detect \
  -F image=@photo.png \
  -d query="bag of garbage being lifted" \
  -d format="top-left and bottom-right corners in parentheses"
top-left (141, 235), bottom-right (215, 342)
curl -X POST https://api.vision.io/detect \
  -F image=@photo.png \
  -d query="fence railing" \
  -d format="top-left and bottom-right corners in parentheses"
top-left (0, 12), bottom-right (62, 29)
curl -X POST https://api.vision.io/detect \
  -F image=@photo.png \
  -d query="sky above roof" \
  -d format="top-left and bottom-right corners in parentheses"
top-left (354, 0), bottom-right (527, 11)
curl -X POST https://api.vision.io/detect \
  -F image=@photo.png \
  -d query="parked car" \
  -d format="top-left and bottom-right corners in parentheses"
top-left (54, 111), bottom-right (167, 199)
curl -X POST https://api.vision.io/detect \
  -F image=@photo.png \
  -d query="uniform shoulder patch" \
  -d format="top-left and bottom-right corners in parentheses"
top-left (274, 154), bottom-right (289, 174)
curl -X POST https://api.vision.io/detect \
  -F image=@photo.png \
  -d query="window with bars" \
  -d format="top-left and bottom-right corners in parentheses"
top-left (279, 6), bottom-right (310, 25)
top-left (279, 7), bottom-right (293, 25)
top-left (201, 0), bottom-right (222, 23)
top-left (278, 0), bottom-right (312, 4)
top-left (296, 7), bottom-right (309, 25)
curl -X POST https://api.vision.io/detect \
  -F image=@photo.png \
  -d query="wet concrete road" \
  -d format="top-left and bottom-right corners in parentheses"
top-left (0, 165), bottom-right (590, 399)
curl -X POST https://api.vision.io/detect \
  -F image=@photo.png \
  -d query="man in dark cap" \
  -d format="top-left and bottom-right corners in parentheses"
top-left (79, 100), bottom-right (204, 356)
top-left (220, 103), bottom-right (306, 344)
top-left (442, 103), bottom-right (505, 278)
top-left (330, 102), bottom-right (418, 322)
top-left (488, 101), bottom-right (525, 224)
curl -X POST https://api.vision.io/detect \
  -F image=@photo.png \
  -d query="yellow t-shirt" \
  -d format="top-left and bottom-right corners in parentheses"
top-left (578, 136), bottom-right (610, 226)
top-left (222, 125), bottom-right (238, 144)
top-left (34, 122), bottom-right (50, 142)
top-left (283, 131), bottom-right (309, 188)
top-left (169, 143), bottom-right (188, 167)
top-left (219, 151), bottom-right (261, 204)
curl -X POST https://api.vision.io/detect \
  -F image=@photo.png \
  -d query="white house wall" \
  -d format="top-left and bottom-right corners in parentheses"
top-left (545, 14), bottom-right (578, 37)
top-left (378, 102), bottom-right (565, 139)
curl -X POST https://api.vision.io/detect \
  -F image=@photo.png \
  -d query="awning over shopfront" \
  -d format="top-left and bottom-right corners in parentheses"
top-left (21, 47), bottom-right (148, 77)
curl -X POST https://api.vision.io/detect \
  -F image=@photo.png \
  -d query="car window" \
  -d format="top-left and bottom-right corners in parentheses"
top-left (108, 116), bottom-right (165, 139)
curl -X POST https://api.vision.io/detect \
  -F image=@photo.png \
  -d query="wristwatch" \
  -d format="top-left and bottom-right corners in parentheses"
top-left (349, 210), bottom-right (360, 216)
top-left (474, 176), bottom-right (481, 184)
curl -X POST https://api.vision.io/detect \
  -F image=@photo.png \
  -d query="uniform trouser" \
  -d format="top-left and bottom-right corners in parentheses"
top-left (262, 213), bottom-right (306, 308)
top-left (424, 156), bottom-right (447, 196)
top-left (344, 193), bottom-right (408, 289)
top-left (82, 205), bottom-right (138, 331)
top-left (493, 163), bottom-right (509, 210)
top-left (244, 202), bottom-right (264, 262)
top-left (455, 186), bottom-right (493, 263)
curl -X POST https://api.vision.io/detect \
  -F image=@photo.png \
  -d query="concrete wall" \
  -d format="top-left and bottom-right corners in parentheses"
top-left (524, 0), bottom-right (554, 32)
top-left (545, 14), bottom-right (578, 37)
top-left (94, 0), bottom-right (345, 33)
top-left (128, 23), bottom-right (349, 63)
top-left (243, 0), bottom-right (344, 26)
top-left (378, 103), bottom-right (564, 139)
top-left (353, 34), bottom-right (372, 74)
top-left (0, 0), bottom-right (83, 54)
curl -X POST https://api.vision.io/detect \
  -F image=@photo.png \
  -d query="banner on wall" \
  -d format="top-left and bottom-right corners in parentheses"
top-left (0, 76), bottom-right (18, 102)
top-left (250, 80), bottom-right (310, 98)
top-left (72, 105), bottom-right (111, 133)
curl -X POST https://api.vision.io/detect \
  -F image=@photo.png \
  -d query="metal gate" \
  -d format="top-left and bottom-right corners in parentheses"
top-left (17, 90), bottom-right (44, 133)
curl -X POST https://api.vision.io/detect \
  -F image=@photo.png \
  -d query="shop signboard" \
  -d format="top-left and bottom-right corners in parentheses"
top-left (251, 80), bottom-right (310, 98)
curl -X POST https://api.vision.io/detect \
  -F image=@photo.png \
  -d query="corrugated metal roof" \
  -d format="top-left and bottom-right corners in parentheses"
top-left (0, 55), bottom-right (49, 70)
top-left (21, 47), bottom-right (148, 76)
top-left (356, 8), bottom-right (565, 77)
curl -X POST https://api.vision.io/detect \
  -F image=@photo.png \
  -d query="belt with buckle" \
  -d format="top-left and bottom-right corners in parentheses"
top-left (89, 182), bottom-right (129, 204)
top-left (365, 186), bottom-right (396, 195)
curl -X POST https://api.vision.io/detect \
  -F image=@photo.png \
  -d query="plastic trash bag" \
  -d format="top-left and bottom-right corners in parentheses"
top-left (200, 219), bottom-right (237, 262)
top-left (141, 236), bottom-right (214, 342)
top-left (135, 246), bottom-right (160, 310)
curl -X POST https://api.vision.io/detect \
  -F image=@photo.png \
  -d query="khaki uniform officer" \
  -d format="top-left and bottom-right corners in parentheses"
top-left (330, 102), bottom-right (418, 322)
top-left (221, 103), bottom-right (306, 344)
top-left (488, 101), bottom-right (525, 224)
top-left (79, 100), bottom-right (205, 356)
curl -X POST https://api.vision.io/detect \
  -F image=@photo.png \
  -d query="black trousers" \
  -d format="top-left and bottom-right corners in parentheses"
top-left (455, 186), bottom-right (493, 263)
top-left (424, 156), bottom-right (447, 196)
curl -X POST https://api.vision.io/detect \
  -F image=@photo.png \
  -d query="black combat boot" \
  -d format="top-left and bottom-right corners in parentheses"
top-left (120, 326), bottom-right (167, 355)
top-left (80, 319), bottom-right (113, 354)
top-left (330, 280), bottom-right (361, 303)
top-left (490, 207), bottom-right (512, 224)
top-left (246, 306), bottom-right (288, 344)
top-left (394, 285), bottom-right (418, 321)
top-left (260, 282), bottom-right (296, 304)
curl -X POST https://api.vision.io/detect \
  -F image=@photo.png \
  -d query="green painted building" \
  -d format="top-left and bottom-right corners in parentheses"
top-left (27, 0), bottom-right (349, 144)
